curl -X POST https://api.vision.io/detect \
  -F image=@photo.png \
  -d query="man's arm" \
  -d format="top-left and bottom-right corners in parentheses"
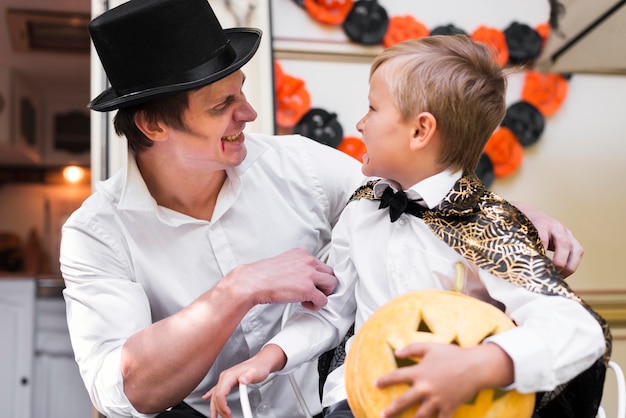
top-left (120, 248), bottom-right (337, 413)
top-left (63, 218), bottom-right (337, 417)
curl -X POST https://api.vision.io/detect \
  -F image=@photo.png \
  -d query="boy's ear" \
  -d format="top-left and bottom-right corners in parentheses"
top-left (134, 111), bottom-right (169, 142)
top-left (409, 112), bottom-right (436, 150)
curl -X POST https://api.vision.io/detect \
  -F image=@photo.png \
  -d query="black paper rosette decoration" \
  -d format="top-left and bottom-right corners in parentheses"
top-left (501, 101), bottom-right (545, 147)
top-left (476, 153), bottom-right (495, 189)
top-left (342, 0), bottom-right (389, 45)
top-left (503, 22), bottom-right (543, 65)
top-left (294, 108), bottom-right (344, 148)
top-left (430, 24), bottom-right (467, 36)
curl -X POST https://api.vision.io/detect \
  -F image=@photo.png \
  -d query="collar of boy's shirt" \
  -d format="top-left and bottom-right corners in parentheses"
top-left (372, 169), bottom-right (462, 210)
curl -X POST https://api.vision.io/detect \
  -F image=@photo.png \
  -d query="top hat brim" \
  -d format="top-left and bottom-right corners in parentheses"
top-left (88, 28), bottom-right (262, 112)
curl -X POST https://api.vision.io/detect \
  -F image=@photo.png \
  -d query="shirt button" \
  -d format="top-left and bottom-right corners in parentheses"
top-left (399, 218), bottom-right (407, 226)
top-left (256, 402), bottom-right (272, 417)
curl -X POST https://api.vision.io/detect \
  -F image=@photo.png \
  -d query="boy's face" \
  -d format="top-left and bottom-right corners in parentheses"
top-left (357, 68), bottom-right (416, 181)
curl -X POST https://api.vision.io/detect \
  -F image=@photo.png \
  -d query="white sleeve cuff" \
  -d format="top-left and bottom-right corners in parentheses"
top-left (484, 327), bottom-right (554, 393)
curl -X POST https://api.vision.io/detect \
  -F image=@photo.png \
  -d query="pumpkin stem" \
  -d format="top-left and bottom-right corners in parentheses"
top-left (453, 261), bottom-right (466, 293)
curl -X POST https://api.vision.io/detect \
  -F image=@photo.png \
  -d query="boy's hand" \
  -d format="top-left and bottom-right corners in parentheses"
top-left (203, 344), bottom-right (287, 418)
top-left (375, 343), bottom-right (514, 418)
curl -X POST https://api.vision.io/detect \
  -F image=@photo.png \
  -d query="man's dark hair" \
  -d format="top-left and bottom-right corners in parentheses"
top-left (113, 91), bottom-right (190, 154)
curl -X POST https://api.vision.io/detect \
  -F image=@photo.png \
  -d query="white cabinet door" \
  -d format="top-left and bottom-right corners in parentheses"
top-left (33, 298), bottom-right (93, 418)
top-left (0, 279), bottom-right (35, 418)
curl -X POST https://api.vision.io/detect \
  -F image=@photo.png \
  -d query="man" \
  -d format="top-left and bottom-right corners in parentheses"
top-left (61, 1), bottom-right (584, 417)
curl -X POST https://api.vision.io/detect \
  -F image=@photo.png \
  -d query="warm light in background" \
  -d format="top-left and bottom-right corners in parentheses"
top-left (62, 165), bottom-right (86, 184)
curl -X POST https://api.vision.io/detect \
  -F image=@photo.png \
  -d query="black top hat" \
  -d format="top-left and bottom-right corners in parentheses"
top-left (88, 0), bottom-right (262, 111)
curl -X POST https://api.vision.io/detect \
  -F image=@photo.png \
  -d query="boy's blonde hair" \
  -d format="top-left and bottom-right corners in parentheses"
top-left (370, 35), bottom-right (508, 172)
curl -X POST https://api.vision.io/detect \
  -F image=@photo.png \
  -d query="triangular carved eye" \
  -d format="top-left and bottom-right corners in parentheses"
top-left (417, 317), bottom-right (432, 333)
top-left (394, 353), bottom-right (418, 369)
top-left (388, 342), bottom-right (419, 369)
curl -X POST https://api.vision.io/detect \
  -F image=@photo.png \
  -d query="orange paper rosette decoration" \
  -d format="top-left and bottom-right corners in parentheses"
top-left (337, 136), bottom-right (367, 162)
top-left (521, 71), bottom-right (568, 117)
top-left (484, 127), bottom-right (523, 178)
top-left (471, 25), bottom-right (509, 67)
top-left (535, 22), bottom-right (551, 46)
top-left (383, 15), bottom-right (429, 48)
top-left (304, 0), bottom-right (353, 25)
top-left (275, 72), bottom-right (312, 128)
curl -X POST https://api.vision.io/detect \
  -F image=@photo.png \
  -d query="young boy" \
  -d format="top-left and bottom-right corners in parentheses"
top-left (205, 35), bottom-right (610, 418)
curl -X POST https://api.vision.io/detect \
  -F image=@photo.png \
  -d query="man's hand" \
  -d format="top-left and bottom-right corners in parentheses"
top-left (514, 202), bottom-right (584, 277)
top-left (228, 248), bottom-right (338, 311)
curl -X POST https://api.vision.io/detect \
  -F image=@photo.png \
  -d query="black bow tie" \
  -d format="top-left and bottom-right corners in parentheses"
top-left (379, 186), bottom-right (428, 222)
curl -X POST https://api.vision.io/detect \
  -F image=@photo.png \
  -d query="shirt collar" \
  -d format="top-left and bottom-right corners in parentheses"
top-left (117, 153), bottom-right (158, 211)
top-left (373, 168), bottom-right (462, 209)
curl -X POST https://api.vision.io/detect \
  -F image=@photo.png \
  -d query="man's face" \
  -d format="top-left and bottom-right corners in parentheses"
top-left (157, 70), bottom-right (258, 171)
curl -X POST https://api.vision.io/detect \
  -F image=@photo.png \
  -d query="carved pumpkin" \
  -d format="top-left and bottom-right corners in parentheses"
top-left (345, 289), bottom-right (535, 418)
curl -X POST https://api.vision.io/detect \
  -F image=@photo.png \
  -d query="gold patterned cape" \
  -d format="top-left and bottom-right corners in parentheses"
top-left (349, 173), bottom-right (611, 417)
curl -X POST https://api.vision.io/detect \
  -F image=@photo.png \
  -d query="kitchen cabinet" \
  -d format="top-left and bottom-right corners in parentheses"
top-left (0, 278), bottom-right (92, 418)
top-left (32, 296), bottom-right (93, 418)
top-left (43, 96), bottom-right (91, 166)
top-left (0, 279), bottom-right (35, 418)
top-left (0, 66), bottom-right (90, 167)
top-left (0, 67), bottom-right (42, 166)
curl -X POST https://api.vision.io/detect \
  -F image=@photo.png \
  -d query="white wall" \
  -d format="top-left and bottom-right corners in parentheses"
top-left (492, 73), bottom-right (626, 292)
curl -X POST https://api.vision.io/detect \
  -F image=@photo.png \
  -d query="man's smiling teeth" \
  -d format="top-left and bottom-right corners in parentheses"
top-left (222, 133), bottom-right (240, 142)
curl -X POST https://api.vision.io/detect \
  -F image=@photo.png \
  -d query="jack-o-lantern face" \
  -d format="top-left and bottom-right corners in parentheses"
top-left (345, 290), bottom-right (535, 418)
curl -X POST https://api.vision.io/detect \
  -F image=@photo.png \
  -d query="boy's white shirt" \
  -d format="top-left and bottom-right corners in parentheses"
top-left (268, 168), bottom-right (605, 407)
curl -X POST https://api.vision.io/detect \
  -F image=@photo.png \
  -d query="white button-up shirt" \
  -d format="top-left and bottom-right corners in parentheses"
top-left (60, 133), bottom-right (364, 418)
top-left (270, 169), bottom-right (606, 408)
